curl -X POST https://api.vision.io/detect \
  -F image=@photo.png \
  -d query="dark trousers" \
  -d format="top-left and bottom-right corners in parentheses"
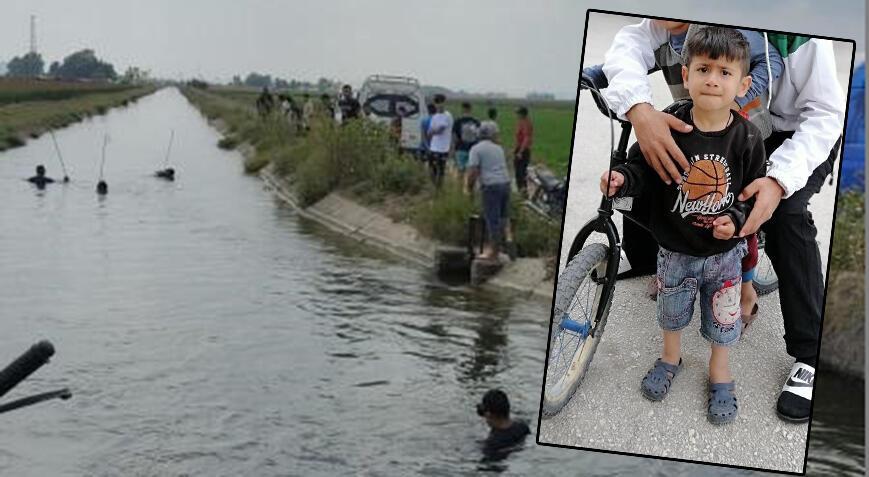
top-left (429, 152), bottom-right (447, 188)
top-left (762, 132), bottom-right (838, 359)
top-left (514, 149), bottom-right (530, 192)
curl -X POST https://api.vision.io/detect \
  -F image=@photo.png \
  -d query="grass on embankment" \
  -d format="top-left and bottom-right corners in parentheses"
top-left (200, 86), bottom-right (576, 175)
top-left (0, 82), bottom-right (157, 151)
top-left (181, 86), bottom-right (560, 258)
top-left (823, 190), bottom-right (865, 334)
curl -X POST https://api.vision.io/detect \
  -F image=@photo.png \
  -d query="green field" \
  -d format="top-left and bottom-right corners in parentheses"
top-left (205, 86), bottom-right (575, 175)
top-left (0, 78), bottom-right (136, 105)
top-left (0, 79), bottom-right (155, 150)
top-left (444, 99), bottom-right (575, 176)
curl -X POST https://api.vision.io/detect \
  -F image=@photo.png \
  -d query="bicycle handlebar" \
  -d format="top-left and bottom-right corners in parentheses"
top-left (580, 74), bottom-right (628, 124)
top-left (0, 341), bottom-right (55, 400)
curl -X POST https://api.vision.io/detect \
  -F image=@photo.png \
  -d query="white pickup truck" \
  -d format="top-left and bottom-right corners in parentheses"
top-left (358, 75), bottom-right (427, 152)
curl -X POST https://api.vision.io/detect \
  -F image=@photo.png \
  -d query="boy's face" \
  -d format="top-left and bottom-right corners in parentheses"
top-left (681, 53), bottom-right (751, 112)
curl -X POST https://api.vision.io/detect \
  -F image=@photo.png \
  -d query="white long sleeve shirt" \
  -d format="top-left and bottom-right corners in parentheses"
top-left (602, 20), bottom-right (846, 198)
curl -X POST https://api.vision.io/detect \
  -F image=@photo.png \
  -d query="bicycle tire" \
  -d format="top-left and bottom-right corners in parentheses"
top-left (752, 233), bottom-right (779, 296)
top-left (753, 248), bottom-right (779, 295)
top-left (542, 243), bottom-right (613, 417)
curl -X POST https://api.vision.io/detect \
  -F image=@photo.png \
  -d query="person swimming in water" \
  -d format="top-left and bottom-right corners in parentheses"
top-left (27, 165), bottom-right (55, 189)
top-left (477, 389), bottom-right (530, 460)
top-left (155, 168), bottom-right (175, 181)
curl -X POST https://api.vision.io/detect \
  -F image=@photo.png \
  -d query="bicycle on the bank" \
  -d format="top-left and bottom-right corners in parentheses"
top-left (0, 341), bottom-right (72, 415)
top-left (541, 76), bottom-right (778, 417)
top-left (525, 165), bottom-right (567, 223)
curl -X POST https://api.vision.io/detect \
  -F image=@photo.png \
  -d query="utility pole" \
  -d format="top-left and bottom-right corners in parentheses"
top-left (30, 15), bottom-right (37, 54)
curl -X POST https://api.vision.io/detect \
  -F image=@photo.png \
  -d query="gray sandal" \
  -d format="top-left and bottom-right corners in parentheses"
top-left (641, 358), bottom-right (683, 401)
top-left (708, 381), bottom-right (738, 425)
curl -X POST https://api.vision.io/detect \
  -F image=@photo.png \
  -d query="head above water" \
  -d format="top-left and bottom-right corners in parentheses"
top-left (96, 180), bottom-right (108, 195)
top-left (36, 164), bottom-right (46, 176)
top-left (477, 389), bottom-right (510, 420)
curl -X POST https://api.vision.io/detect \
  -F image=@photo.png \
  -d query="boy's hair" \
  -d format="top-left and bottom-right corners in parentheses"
top-left (516, 106), bottom-right (528, 117)
top-left (683, 27), bottom-right (750, 76)
top-left (477, 389), bottom-right (510, 418)
top-left (426, 103), bottom-right (436, 114)
top-left (433, 93), bottom-right (446, 104)
top-left (461, 101), bottom-right (472, 111)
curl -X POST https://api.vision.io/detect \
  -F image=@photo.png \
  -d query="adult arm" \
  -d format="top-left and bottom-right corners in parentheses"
top-left (465, 146), bottom-right (481, 193)
top-left (602, 19), bottom-right (692, 184)
top-left (739, 39), bottom-right (846, 235)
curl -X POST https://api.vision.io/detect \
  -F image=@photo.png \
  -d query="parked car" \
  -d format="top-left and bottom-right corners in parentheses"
top-left (358, 75), bottom-right (427, 152)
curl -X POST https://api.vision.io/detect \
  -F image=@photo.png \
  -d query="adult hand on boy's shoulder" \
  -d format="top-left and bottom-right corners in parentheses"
top-left (737, 177), bottom-right (785, 236)
top-left (625, 103), bottom-right (693, 186)
top-left (712, 215), bottom-right (736, 240)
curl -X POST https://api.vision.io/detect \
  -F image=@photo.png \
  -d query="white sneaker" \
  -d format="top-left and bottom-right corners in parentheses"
top-left (617, 250), bottom-right (632, 275)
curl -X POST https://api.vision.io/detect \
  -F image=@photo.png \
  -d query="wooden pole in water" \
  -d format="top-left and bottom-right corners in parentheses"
top-left (163, 129), bottom-right (174, 168)
top-left (48, 131), bottom-right (69, 182)
top-left (97, 134), bottom-right (109, 195)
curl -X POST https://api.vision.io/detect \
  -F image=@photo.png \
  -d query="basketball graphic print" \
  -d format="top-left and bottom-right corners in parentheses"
top-left (681, 159), bottom-right (729, 203)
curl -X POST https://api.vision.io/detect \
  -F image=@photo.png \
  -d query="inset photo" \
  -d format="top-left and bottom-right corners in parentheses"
top-left (538, 9), bottom-right (855, 474)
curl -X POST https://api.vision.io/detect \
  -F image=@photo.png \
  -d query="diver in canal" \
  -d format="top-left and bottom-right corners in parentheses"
top-left (477, 389), bottom-right (530, 459)
top-left (27, 165), bottom-right (55, 189)
top-left (155, 168), bottom-right (175, 181)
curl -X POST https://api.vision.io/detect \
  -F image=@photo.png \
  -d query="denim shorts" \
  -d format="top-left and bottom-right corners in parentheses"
top-left (655, 240), bottom-right (748, 346)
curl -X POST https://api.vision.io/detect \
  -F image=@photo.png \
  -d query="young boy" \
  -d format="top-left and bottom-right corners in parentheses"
top-left (585, 21), bottom-right (783, 328)
top-left (599, 27), bottom-right (766, 424)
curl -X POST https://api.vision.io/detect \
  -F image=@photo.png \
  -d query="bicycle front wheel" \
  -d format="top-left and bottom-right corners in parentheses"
top-left (543, 243), bottom-right (613, 417)
top-left (753, 233), bottom-right (779, 296)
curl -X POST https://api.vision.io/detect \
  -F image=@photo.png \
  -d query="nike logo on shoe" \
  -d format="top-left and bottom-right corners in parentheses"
top-left (786, 377), bottom-right (813, 388)
top-left (781, 362), bottom-right (815, 401)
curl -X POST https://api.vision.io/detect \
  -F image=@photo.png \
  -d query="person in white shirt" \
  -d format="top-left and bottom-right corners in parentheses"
top-left (427, 94), bottom-right (454, 188)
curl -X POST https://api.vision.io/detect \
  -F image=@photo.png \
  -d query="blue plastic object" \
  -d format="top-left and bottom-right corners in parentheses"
top-left (841, 63), bottom-right (865, 191)
top-left (559, 315), bottom-right (590, 337)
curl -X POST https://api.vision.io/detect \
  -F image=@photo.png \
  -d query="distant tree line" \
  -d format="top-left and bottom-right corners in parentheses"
top-left (4, 49), bottom-right (143, 82)
top-left (231, 72), bottom-right (341, 92)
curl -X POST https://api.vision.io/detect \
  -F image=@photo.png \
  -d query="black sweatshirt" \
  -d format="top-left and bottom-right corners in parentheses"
top-left (613, 101), bottom-right (766, 257)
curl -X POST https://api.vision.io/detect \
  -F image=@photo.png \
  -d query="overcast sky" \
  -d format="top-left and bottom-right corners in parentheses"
top-left (0, 0), bottom-right (864, 99)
